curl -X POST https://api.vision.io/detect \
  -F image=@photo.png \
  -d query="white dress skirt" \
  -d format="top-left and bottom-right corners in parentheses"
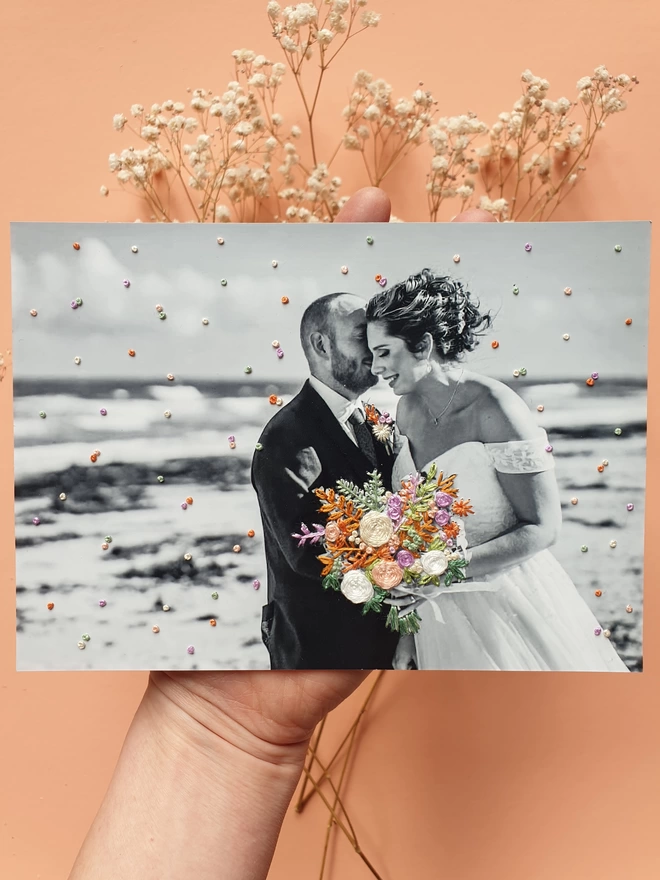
top-left (391, 432), bottom-right (629, 672)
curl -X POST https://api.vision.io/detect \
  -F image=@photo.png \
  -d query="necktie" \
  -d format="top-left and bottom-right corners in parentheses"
top-left (348, 408), bottom-right (378, 467)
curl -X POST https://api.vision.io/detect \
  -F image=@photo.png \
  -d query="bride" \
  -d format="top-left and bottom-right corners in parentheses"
top-left (365, 268), bottom-right (629, 672)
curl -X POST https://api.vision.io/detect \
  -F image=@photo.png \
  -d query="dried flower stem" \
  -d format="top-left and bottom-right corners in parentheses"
top-left (297, 670), bottom-right (384, 813)
top-left (303, 761), bottom-right (385, 880)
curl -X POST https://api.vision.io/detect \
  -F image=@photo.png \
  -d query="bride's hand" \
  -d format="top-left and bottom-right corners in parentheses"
top-left (393, 634), bottom-right (417, 669)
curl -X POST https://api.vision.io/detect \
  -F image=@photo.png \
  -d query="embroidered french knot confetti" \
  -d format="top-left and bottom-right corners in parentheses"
top-left (30, 309), bottom-right (37, 317)
top-left (281, 296), bottom-right (289, 304)
top-left (73, 242), bottom-right (81, 250)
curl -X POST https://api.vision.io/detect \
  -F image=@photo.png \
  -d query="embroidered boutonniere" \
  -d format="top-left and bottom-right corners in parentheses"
top-left (364, 403), bottom-right (396, 451)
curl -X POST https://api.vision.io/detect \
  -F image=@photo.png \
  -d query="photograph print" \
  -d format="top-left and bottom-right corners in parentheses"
top-left (12, 220), bottom-right (649, 671)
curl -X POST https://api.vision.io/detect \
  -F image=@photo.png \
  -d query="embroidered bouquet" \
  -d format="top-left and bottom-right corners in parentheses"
top-left (293, 464), bottom-right (474, 634)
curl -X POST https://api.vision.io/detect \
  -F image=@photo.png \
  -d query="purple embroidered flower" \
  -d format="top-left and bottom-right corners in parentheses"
top-left (378, 411), bottom-right (394, 425)
top-left (386, 495), bottom-right (403, 520)
top-left (435, 491), bottom-right (453, 508)
top-left (434, 509), bottom-right (451, 527)
top-left (396, 550), bottom-right (415, 569)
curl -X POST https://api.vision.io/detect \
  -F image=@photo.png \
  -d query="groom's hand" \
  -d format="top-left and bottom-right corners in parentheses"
top-left (286, 446), bottom-right (323, 494)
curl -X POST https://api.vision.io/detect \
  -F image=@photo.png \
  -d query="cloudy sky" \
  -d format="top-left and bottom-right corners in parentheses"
top-left (11, 219), bottom-right (650, 384)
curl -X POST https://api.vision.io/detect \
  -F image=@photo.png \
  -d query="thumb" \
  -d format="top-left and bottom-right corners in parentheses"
top-left (335, 186), bottom-right (391, 223)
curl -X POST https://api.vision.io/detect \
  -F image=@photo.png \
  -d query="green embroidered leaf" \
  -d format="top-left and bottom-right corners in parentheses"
top-left (335, 479), bottom-right (368, 508)
top-left (386, 604), bottom-right (400, 631)
top-left (363, 470), bottom-right (387, 511)
top-left (323, 574), bottom-right (341, 591)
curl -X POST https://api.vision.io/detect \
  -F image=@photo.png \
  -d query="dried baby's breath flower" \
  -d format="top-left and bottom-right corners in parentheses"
top-left (104, 3), bottom-right (635, 227)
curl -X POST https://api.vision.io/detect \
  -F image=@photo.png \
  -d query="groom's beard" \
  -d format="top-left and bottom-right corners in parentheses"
top-left (330, 349), bottom-right (378, 396)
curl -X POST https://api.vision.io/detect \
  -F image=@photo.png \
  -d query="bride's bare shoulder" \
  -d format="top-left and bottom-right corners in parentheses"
top-left (467, 374), bottom-right (538, 443)
top-left (395, 394), bottom-right (418, 435)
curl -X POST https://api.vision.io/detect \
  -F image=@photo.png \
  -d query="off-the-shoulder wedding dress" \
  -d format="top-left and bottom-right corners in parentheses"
top-left (392, 431), bottom-right (629, 671)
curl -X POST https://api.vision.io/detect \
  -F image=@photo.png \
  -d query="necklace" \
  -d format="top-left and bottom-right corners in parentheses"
top-left (426, 370), bottom-right (464, 426)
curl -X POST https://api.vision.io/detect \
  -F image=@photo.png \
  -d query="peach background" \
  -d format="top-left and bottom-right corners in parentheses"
top-left (1, 0), bottom-right (659, 877)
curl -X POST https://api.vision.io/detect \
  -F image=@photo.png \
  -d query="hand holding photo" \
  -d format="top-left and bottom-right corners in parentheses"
top-left (11, 220), bottom-right (649, 672)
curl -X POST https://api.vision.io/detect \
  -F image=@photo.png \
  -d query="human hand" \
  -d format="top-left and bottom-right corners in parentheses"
top-left (393, 634), bottom-right (417, 670)
top-left (287, 445), bottom-right (323, 493)
top-left (69, 188), bottom-right (494, 880)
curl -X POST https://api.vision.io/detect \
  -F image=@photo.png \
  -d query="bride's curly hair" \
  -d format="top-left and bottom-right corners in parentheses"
top-left (365, 268), bottom-right (492, 361)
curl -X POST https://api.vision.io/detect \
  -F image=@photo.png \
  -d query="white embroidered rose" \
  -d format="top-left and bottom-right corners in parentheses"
top-left (420, 550), bottom-right (449, 576)
top-left (340, 570), bottom-right (375, 604)
top-left (358, 511), bottom-right (394, 548)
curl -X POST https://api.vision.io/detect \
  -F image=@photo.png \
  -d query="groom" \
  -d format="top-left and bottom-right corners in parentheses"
top-left (251, 292), bottom-right (399, 670)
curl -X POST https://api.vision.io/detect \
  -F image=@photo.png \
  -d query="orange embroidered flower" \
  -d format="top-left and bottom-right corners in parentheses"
top-left (452, 499), bottom-right (474, 517)
top-left (364, 403), bottom-right (380, 425)
top-left (442, 522), bottom-right (460, 539)
top-left (269, 394), bottom-right (278, 405)
top-left (371, 560), bottom-right (403, 590)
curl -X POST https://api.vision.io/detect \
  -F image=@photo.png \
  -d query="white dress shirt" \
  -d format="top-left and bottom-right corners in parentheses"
top-left (309, 377), bottom-right (363, 446)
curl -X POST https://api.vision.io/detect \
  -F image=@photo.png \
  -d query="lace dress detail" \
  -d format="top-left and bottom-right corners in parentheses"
top-left (485, 433), bottom-right (555, 475)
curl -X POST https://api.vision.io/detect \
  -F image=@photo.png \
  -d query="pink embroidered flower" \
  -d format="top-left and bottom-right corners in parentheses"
top-left (325, 522), bottom-right (342, 543)
top-left (434, 509), bottom-right (451, 527)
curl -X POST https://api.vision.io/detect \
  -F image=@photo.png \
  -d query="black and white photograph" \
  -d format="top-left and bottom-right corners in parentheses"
top-left (12, 220), bottom-right (649, 671)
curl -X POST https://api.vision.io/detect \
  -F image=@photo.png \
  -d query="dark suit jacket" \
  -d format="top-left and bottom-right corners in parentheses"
top-left (251, 381), bottom-right (399, 669)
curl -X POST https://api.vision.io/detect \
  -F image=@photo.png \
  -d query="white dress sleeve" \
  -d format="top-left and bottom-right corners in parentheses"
top-left (484, 432), bottom-right (555, 475)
